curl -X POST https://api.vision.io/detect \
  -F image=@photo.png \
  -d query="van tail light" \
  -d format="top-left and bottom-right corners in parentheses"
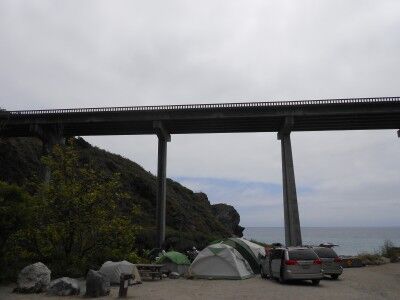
top-left (334, 257), bottom-right (342, 263)
top-left (285, 259), bottom-right (298, 265)
top-left (313, 259), bottom-right (322, 265)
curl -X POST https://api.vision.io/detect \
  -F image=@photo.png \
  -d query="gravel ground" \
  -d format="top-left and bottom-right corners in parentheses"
top-left (1, 263), bottom-right (400, 300)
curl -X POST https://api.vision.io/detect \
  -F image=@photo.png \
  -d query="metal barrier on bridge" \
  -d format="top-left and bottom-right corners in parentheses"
top-left (7, 96), bottom-right (400, 115)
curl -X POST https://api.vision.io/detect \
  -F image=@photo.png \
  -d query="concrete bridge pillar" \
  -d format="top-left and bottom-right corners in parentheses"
top-left (30, 124), bottom-right (65, 182)
top-left (154, 121), bottom-right (171, 249)
top-left (278, 117), bottom-right (302, 246)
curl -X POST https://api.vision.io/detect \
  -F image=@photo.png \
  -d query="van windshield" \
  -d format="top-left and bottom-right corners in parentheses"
top-left (313, 247), bottom-right (338, 258)
top-left (288, 249), bottom-right (318, 260)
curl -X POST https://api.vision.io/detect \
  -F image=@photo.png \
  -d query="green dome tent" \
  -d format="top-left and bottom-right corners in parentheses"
top-left (189, 243), bottom-right (253, 279)
top-left (221, 238), bottom-right (265, 274)
top-left (156, 251), bottom-right (191, 275)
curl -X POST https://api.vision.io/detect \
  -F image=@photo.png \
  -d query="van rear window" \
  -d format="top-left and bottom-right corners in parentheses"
top-left (313, 248), bottom-right (338, 258)
top-left (288, 249), bottom-right (318, 260)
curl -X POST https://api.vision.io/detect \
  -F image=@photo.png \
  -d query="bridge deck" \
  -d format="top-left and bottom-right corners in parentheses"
top-left (1, 97), bottom-right (400, 137)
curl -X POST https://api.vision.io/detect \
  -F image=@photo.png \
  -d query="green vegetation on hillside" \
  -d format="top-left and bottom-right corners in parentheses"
top-left (0, 137), bottom-right (242, 280)
top-left (1, 142), bottom-right (140, 280)
top-left (0, 181), bottom-right (33, 278)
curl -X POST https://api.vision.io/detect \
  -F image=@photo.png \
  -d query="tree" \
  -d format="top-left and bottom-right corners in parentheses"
top-left (0, 182), bottom-right (33, 269)
top-left (9, 140), bottom-right (140, 276)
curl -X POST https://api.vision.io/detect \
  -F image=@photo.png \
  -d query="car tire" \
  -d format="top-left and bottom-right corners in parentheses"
top-left (311, 279), bottom-right (320, 286)
top-left (331, 274), bottom-right (339, 280)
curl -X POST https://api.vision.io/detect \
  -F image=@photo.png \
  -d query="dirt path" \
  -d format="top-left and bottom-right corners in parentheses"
top-left (2, 263), bottom-right (400, 300)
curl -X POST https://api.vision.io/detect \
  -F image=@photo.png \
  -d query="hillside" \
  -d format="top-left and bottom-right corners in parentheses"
top-left (0, 137), bottom-right (243, 251)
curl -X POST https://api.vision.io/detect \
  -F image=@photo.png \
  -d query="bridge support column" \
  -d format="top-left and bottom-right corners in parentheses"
top-left (30, 124), bottom-right (65, 183)
top-left (278, 117), bottom-right (302, 246)
top-left (154, 121), bottom-right (171, 249)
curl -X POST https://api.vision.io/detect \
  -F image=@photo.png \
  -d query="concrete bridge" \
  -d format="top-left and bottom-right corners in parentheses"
top-left (1, 97), bottom-right (400, 248)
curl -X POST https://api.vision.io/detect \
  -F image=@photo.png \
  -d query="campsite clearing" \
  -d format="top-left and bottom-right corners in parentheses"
top-left (1, 263), bottom-right (399, 299)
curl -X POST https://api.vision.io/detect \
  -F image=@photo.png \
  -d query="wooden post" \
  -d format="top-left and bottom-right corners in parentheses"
top-left (118, 273), bottom-right (133, 298)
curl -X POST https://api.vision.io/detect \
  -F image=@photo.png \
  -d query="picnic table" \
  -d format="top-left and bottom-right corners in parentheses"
top-left (135, 264), bottom-right (164, 280)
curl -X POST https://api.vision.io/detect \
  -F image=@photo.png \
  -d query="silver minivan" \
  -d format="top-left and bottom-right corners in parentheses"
top-left (267, 247), bottom-right (323, 285)
top-left (312, 247), bottom-right (343, 279)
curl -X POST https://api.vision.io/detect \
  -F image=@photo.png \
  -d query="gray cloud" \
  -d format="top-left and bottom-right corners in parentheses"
top-left (1, 0), bottom-right (399, 226)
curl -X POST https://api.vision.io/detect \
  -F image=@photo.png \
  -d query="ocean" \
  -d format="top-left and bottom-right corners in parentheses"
top-left (243, 227), bottom-right (400, 256)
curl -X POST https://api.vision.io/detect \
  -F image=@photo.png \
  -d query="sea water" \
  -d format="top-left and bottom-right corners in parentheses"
top-left (244, 227), bottom-right (400, 256)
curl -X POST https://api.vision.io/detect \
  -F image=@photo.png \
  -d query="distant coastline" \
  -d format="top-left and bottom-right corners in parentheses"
top-left (244, 226), bottom-right (400, 256)
top-left (245, 226), bottom-right (400, 228)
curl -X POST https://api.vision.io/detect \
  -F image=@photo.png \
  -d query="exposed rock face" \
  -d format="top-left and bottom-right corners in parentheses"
top-left (211, 203), bottom-right (245, 237)
top-left (85, 270), bottom-right (110, 297)
top-left (195, 192), bottom-right (211, 206)
top-left (15, 262), bottom-right (51, 293)
top-left (47, 277), bottom-right (80, 296)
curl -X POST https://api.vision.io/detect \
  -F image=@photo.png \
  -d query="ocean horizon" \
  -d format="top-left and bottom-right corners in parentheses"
top-left (243, 226), bottom-right (400, 256)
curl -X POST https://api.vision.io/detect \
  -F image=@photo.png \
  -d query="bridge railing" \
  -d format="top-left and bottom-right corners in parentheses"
top-left (8, 97), bottom-right (400, 115)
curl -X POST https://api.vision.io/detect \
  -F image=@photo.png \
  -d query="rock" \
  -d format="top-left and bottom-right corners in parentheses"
top-left (14, 262), bottom-right (51, 293)
top-left (211, 203), bottom-right (245, 237)
top-left (47, 277), bottom-right (80, 296)
top-left (195, 192), bottom-right (211, 206)
top-left (169, 272), bottom-right (180, 279)
top-left (85, 270), bottom-right (110, 297)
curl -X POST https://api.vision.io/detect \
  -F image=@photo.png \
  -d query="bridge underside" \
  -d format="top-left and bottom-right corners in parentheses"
top-left (1, 99), bottom-right (399, 137)
top-left (4, 115), bottom-right (399, 137)
top-left (1, 98), bottom-right (400, 248)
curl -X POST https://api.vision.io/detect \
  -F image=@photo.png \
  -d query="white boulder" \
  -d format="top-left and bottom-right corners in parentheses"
top-left (15, 262), bottom-right (51, 293)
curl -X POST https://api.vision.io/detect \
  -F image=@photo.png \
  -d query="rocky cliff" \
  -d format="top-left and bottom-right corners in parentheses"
top-left (0, 137), bottom-right (244, 250)
top-left (211, 203), bottom-right (245, 237)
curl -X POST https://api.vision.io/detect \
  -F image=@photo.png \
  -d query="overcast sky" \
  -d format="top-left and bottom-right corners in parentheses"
top-left (1, 1), bottom-right (399, 227)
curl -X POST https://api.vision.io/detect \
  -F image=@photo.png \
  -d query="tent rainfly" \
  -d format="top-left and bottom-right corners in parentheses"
top-left (156, 251), bottom-right (191, 275)
top-left (189, 243), bottom-right (253, 279)
top-left (99, 261), bottom-right (141, 284)
top-left (222, 238), bottom-right (266, 274)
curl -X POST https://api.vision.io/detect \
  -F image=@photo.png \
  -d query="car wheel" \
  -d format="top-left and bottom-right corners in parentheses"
top-left (311, 279), bottom-right (320, 286)
top-left (331, 274), bottom-right (339, 280)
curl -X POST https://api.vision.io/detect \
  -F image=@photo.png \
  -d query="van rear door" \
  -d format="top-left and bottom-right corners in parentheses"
top-left (270, 249), bottom-right (284, 278)
top-left (287, 249), bottom-right (320, 274)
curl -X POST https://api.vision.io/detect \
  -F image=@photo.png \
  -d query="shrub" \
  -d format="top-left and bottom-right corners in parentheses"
top-left (356, 252), bottom-right (389, 266)
top-left (0, 182), bottom-right (35, 281)
top-left (381, 240), bottom-right (400, 263)
top-left (5, 141), bottom-right (141, 278)
top-left (126, 251), bottom-right (143, 264)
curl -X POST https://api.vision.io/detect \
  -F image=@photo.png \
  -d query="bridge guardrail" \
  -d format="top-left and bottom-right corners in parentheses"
top-left (7, 97), bottom-right (400, 115)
